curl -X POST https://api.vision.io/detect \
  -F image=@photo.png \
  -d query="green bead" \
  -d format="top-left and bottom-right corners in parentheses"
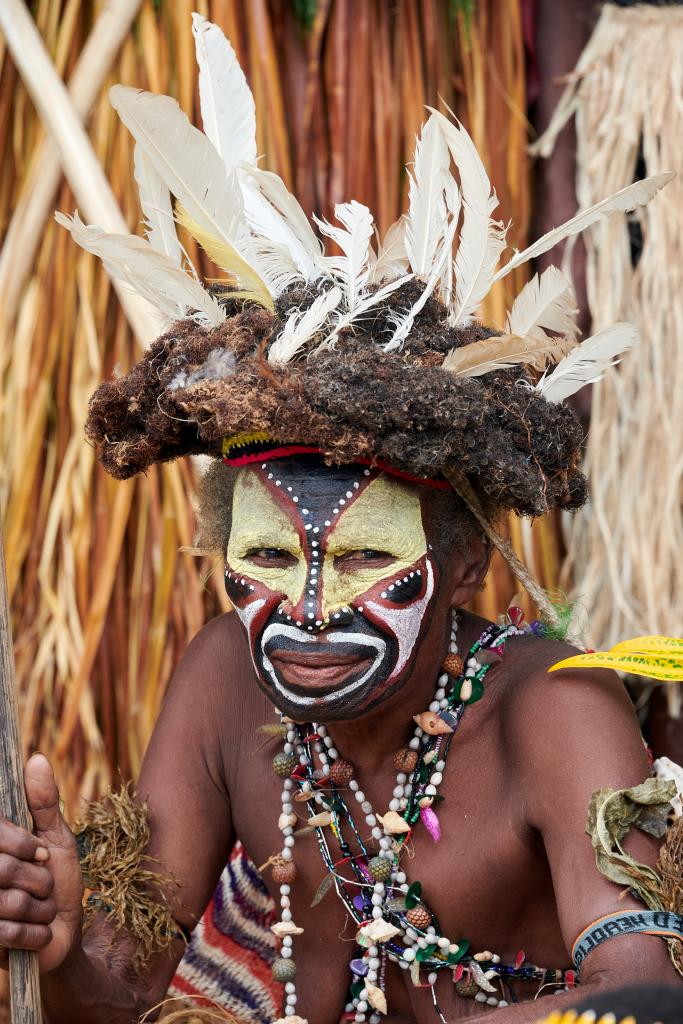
top-left (368, 855), bottom-right (392, 882)
top-left (273, 752), bottom-right (297, 779)
top-left (272, 957), bottom-right (297, 982)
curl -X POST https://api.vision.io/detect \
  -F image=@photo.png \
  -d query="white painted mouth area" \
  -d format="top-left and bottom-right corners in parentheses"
top-left (260, 623), bottom-right (386, 707)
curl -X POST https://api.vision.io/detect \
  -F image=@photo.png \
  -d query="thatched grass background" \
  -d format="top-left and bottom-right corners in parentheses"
top-left (0, 0), bottom-right (561, 826)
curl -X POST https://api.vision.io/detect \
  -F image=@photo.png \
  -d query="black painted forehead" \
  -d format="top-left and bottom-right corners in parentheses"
top-left (254, 456), bottom-right (376, 513)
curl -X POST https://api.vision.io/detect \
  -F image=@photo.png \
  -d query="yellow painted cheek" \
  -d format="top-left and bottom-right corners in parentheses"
top-left (320, 561), bottom-right (393, 616)
top-left (226, 468), bottom-right (306, 605)
top-left (321, 475), bottom-right (428, 617)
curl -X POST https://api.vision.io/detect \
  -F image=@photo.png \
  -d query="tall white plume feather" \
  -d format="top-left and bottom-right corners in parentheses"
top-left (190, 16), bottom-right (322, 282)
top-left (317, 273), bottom-right (414, 351)
top-left (315, 201), bottom-right (374, 309)
top-left (534, 322), bottom-right (639, 403)
top-left (239, 167), bottom-right (324, 281)
top-left (384, 219), bottom-right (457, 352)
top-left (506, 266), bottom-right (579, 342)
top-left (192, 13), bottom-right (257, 167)
top-left (370, 216), bottom-right (409, 283)
top-left (438, 177), bottom-right (461, 307)
top-left (268, 286), bottom-right (343, 364)
top-left (110, 86), bottom-right (272, 304)
top-left (432, 110), bottom-right (507, 327)
top-left (57, 211), bottom-right (226, 328)
top-left (133, 145), bottom-right (182, 267)
top-left (405, 114), bottom-right (450, 276)
top-left (493, 173), bottom-right (675, 284)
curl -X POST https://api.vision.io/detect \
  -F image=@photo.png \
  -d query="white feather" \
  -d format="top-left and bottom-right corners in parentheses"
top-left (110, 85), bottom-right (273, 302)
top-left (405, 114), bottom-right (450, 276)
top-left (384, 218), bottom-right (457, 352)
top-left (268, 287), bottom-right (343, 364)
top-left (438, 177), bottom-right (461, 306)
top-left (190, 16), bottom-right (322, 283)
top-left (535, 322), bottom-right (638, 403)
top-left (315, 201), bottom-right (374, 309)
top-left (133, 145), bottom-right (182, 266)
top-left (432, 111), bottom-right (507, 327)
top-left (240, 236), bottom-right (304, 298)
top-left (370, 216), bottom-right (409, 284)
top-left (317, 273), bottom-right (414, 351)
top-left (239, 166), bottom-right (324, 281)
top-left (192, 13), bottom-right (257, 167)
top-left (506, 266), bottom-right (579, 342)
top-left (493, 173), bottom-right (674, 284)
top-left (56, 211), bottom-right (226, 329)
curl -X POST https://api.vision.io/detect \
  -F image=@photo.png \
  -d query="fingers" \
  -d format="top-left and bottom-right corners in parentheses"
top-left (0, 920), bottom-right (52, 951)
top-left (0, 818), bottom-right (48, 864)
top-left (0, 889), bottom-right (56, 925)
top-left (24, 754), bottom-right (65, 840)
top-left (0, 854), bottom-right (54, 900)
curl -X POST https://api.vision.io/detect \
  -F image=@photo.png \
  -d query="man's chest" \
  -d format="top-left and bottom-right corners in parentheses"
top-left (229, 735), bottom-right (558, 964)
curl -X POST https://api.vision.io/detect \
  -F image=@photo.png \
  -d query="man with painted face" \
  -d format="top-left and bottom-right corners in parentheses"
top-left (1, 22), bottom-right (681, 1024)
top-left (6, 443), bottom-right (678, 1024)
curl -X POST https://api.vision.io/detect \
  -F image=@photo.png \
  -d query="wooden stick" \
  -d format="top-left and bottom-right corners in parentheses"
top-left (0, 537), bottom-right (42, 1024)
top-left (444, 467), bottom-right (561, 628)
top-left (0, 0), bottom-right (144, 334)
top-left (0, 0), bottom-right (158, 348)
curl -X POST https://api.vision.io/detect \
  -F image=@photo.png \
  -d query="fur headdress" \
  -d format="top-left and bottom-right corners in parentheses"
top-left (59, 14), bottom-right (672, 615)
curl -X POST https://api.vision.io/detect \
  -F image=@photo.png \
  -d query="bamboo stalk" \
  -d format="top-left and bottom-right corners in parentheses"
top-left (0, 0), bottom-right (157, 347)
top-left (0, 0), bottom-right (143, 334)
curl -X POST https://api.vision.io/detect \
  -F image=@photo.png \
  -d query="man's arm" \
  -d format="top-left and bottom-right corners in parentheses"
top-left (472, 646), bottom-right (680, 1023)
top-left (35, 614), bottom-right (238, 1023)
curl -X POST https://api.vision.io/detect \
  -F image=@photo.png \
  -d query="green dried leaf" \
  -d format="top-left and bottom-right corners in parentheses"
top-left (586, 779), bottom-right (675, 905)
top-left (310, 871), bottom-right (335, 907)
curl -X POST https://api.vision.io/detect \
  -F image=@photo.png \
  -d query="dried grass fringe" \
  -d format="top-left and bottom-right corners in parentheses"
top-left (534, 4), bottom-right (683, 715)
top-left (658, 816), bottom-right (683, 974)
top-left (588, 779), bottom-right (683, 976)
top-left (74, 783), bottom-right (179, 969)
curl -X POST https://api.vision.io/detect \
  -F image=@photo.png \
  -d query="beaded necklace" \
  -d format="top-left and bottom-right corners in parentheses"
top-left (268, 611), bottom-right (576, 1024)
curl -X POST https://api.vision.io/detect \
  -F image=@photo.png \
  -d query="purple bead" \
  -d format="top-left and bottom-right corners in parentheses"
top-left (350, 958), bottom-right (369, 977)
top-left (353, 894), bottom-right (366, 912)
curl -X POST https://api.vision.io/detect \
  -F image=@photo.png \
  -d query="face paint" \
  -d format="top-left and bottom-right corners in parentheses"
top-left (225, 458), bottom-right (440, 720)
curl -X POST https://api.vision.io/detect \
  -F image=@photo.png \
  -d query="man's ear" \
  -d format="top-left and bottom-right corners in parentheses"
top-left (449, 535), bottom-right (491, 607)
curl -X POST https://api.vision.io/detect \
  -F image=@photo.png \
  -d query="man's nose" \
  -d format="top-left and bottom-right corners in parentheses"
top-left (277, 600), bottom-right (355, 631)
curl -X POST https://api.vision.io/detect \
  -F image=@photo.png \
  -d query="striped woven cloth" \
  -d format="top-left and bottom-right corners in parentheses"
top-left (170, 841), bottom-right (283, 1022)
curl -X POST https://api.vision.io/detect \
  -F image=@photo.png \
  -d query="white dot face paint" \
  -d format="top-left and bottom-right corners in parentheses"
top-left (224, 457), bottom-right (441, 720)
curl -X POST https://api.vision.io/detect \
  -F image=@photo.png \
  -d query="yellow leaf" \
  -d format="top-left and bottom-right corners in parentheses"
top-left (549, 651), bottom-right (683, 681)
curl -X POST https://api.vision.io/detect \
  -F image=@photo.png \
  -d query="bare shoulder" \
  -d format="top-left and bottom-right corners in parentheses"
top-left (495, 633), bottom-right (650, 820)
top-left (499, 632), bottom-right (637, 728)
top-left (159, 611), bottom-right (265, 739)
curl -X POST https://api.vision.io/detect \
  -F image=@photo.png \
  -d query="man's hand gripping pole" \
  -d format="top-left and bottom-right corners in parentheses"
top-left (0, 536), bottom-right (43, 1024)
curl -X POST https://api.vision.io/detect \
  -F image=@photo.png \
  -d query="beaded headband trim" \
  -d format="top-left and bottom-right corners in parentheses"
top-left (221, 434), bottom-right (453, 491)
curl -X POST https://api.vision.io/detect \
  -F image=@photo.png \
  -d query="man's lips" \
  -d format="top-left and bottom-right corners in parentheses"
top-left (269, 649), bottom-right (373, 691)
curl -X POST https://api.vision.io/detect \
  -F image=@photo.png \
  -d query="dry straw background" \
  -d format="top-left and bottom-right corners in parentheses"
top-left (0, 0), bottom-right (560, 821)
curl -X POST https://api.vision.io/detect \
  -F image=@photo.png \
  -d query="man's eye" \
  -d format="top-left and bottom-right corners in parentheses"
top-left (336, 549), bottom-right (395, 567)
top-left (246, 547), bottom-right (296, 565)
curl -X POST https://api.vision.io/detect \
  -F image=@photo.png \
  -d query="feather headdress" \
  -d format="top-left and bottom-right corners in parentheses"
top-left (65, 14), bottom-right (673, 619)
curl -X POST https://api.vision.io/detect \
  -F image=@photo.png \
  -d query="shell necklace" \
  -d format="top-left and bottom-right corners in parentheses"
top-left (268, 612), bottom-right (529, 1024)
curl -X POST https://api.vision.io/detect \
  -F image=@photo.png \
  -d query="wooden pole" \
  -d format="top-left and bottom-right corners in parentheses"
top-left (0, 539), bottom-right (42, 1023)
